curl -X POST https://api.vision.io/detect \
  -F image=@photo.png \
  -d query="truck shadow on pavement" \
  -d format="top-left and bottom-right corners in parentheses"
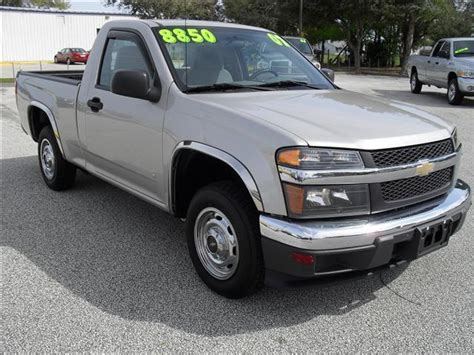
top-left (373, 89), bottom-right (474, 109)
top-left (2, 155), bottom-right (410, 336)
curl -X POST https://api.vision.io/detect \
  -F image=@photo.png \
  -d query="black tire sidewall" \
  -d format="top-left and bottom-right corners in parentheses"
top-left (37, 126), bottom-right (75, 190)
top-left (448, 79), bottom-right (463, 105)
top-left (186, 184), bottom-right (262, 298)
top-left (411, 72), bottom-right (422, 93)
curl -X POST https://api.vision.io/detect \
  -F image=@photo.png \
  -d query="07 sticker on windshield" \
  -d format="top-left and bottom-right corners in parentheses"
top-left (159, 28), bottom-right (217, 44)
top-left (267, 33), bottom-right (290, 47)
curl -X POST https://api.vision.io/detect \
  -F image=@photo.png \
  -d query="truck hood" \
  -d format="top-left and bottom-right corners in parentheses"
top-left (193, 89), bottom-right (453, 150)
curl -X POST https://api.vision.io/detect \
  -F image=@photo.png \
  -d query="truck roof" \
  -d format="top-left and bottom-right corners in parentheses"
top-left (144, 19), bottom-right (269, 32)
top-left (438, 37), bottom-right (473, 42)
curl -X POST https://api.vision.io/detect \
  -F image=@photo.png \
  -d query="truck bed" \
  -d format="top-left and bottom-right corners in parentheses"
top-left (17, 70), bottom-right (83, 85)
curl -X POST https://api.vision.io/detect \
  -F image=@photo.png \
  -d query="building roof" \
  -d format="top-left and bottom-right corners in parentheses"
top-left (0, 5), bottom-right (134, 16)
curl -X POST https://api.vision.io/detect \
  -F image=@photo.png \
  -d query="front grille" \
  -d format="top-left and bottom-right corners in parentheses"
top-left (381, 167), bottom-right (453, 201)
top-left (371, 139), bottom-right (454, 168)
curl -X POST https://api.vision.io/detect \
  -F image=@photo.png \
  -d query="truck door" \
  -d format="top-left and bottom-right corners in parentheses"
top-left (426, 41), bottom-right (445, 85)
top-left (82, 30), bottom-right (165, 204)
top-left (432, 41), bottom-right (451, 88)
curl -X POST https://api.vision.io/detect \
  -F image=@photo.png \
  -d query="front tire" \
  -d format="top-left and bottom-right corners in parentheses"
top-left (38, 126), bottom-right (76, 190)
top-left (54, 56), bottom-right (58, 63)
top-left (410, 71), bottom-right (422, 94)
top-left (66, 58), bottom-right (72, 65)
top-left (186, 181), bottom-right (264, 298)
top-left (448, 78), bottom-right (464, 105)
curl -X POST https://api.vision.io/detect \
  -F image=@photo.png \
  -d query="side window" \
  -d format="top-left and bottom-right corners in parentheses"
top-left (98, 32), bottom-right (154, 90)
top-left (431, 41), bottom-right (445, 57)
top-left (437, 41), bottom-right (450, 59)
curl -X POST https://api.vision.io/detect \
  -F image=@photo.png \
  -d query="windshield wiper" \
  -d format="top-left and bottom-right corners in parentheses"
top-left (185, 83), bottom-right (274, 93)
top-left (257, 80), bottom-right (324, 90)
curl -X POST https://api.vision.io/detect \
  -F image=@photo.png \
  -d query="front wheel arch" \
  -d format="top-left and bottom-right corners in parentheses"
top-left (170, 142), bottom-right (264, 218)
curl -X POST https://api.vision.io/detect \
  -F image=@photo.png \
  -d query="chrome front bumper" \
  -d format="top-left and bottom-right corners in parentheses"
top-left (458, 77), bottom-right (474, 95)
top-left (260, 179), bottom-right (471, 251)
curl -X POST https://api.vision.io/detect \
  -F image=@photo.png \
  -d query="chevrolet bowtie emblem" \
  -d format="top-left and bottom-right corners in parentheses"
top-left (415, 161), bottom-right (434, 176)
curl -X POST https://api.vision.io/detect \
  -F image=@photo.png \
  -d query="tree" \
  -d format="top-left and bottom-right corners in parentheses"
top-left (2, 0), bottom-right (70, 9)
top-left (1, 0), bottom-right (23, 6)
top-left (105, 0), bottom-right (219, 19)
top-left (394, 0), bottom-right (473, 74)
top-left (306, 0), bottom-right (381, 71)
top-left (32, 0), bottom-right (70, 9)
top-left (224, 0), bottom-right (299, 33)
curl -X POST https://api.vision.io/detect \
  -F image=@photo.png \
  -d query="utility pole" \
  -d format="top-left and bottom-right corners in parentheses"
top-left (299, 0), bottom-right (303, 35)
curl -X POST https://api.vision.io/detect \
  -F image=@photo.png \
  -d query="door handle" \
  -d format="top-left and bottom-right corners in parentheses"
top-left (87, 97), bottom-right (103, 112)
top-left (427, 60), bottom-right (431, 63)
top-left (435, 61), bottom-right (439, 65)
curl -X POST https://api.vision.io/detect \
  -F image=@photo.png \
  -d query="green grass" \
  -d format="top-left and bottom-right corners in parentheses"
top-left (0, 78), bottom-right (16, 84)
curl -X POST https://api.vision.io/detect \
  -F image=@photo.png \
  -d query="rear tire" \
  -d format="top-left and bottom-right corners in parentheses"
top-left (410, 71), bottom-right (422, 94)
top-left (185, 181), bottom-right (264, 298)
top-left (38, 126), bottom-right (76, 191)
top-left (448, 78), bottom-right (464, 105)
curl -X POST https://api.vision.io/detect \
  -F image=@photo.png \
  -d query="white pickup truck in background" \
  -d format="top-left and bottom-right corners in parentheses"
top-left (408, 37), bottom-right (474, 105)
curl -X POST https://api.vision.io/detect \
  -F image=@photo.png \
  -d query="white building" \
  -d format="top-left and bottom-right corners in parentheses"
top-left (0, 6), bottom-right (137, 61)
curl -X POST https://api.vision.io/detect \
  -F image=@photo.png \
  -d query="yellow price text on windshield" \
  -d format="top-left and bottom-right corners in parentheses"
top-left (159, 28), bottom-right (217, 44)
top-left (267, 33), bottom-right (290, 47)
top-left (454, 47), bottom-right (469, 54)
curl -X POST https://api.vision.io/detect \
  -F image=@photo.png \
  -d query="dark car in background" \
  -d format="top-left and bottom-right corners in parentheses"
top-left (284, 36), bottom-right (335, 81)
top-left (54, 48), bottom-right (89, 65)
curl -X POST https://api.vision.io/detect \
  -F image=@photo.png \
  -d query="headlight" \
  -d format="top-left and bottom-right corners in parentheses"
top-left (312, 60), bottom-right (321, 69)
top-left (451, 127), bottom-right (460, 149)
top-left (277, 147), bottom-right (364, 170)
top-left (282, 183), bottom-right (370, 218)
top-left (277, 147), bottom-right (369, 218)
top-left (456, 70), bottom-right (474, 78)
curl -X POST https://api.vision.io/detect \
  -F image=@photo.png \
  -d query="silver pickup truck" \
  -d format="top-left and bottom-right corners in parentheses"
top-left (16, 20), bottom-right (471, 298)
top-left (408, 37), bottom-right (474, 105)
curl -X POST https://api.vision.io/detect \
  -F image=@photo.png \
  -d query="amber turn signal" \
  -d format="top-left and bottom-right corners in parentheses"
top-left (283, 183), bottom-right (304, 215)
top-left (277, 148), bottom-right (301, 168)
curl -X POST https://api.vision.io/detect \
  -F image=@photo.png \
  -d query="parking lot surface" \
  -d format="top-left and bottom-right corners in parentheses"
top-left (1, 74), bottom-right (473, 352)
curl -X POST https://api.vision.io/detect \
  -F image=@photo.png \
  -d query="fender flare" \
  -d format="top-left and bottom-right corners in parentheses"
top-left (29, 101), bottom-right (65, 156)
top-left (170, 141), bottom-right (264, 212)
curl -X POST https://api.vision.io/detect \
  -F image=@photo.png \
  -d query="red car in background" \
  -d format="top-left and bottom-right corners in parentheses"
top-left (54, 48), bottom-right (89, 65)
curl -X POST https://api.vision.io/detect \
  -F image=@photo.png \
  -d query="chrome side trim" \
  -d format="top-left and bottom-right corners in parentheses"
top-left (279, 151), bottom-right (460, 185)
top-left (260, 180), bottom-right (471, 250)
top-left (29, 101), bottom-right (65, 156)
top-left (170, 141), bottom-right (264, 211)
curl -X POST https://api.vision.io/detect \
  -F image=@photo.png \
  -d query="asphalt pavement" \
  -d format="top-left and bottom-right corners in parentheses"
top-left (1, 74), bottom-right (473, 352)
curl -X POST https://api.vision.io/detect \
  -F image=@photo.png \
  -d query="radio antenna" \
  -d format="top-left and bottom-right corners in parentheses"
top-left (185, 0), bottom-right (188, 89)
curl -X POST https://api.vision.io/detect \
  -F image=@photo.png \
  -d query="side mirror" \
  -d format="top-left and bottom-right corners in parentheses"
top-left (321, 68), bottom-right (335, 82)
top-left (111, 69), bottom-right (161, 102)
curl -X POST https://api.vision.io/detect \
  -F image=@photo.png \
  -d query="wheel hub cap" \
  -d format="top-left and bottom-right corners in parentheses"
top-left (40, 139), bottom-right (55, 180)
top-left (449, 84), bottom-right (456, 101)
top-left (194, 207), bottom-right (239, 280)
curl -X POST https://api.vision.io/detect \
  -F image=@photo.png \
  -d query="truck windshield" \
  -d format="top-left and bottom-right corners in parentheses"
top-left (153, 26), bottom-right (333, 92)
top-left (453, 40), bottom-right (474, 57)
top-left (284, 37), bottom-right (313, 55)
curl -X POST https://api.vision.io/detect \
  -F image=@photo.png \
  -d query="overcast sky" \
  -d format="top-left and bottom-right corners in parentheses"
top-left (69, 0), bottom-right (126, 13)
